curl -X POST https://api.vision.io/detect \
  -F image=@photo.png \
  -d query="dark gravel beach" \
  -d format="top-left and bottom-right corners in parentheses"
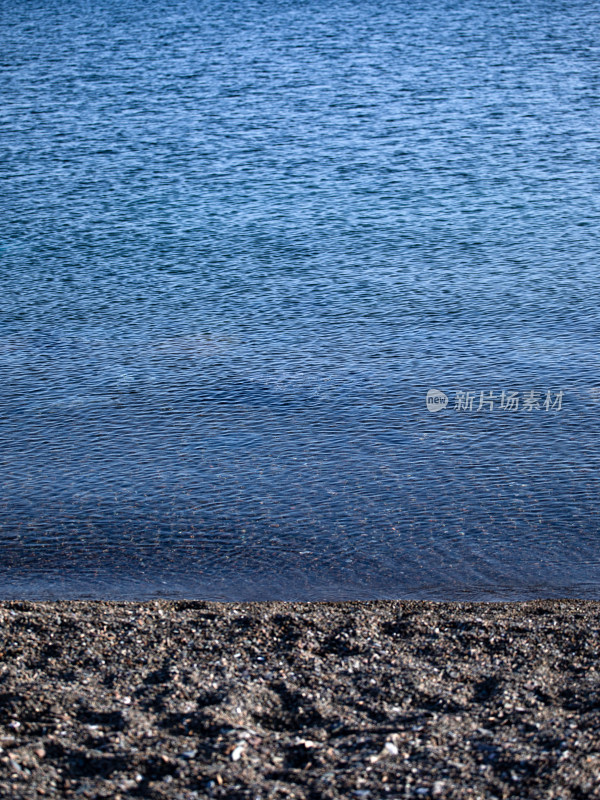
top-left (0, 600), bottom-right (599, 799)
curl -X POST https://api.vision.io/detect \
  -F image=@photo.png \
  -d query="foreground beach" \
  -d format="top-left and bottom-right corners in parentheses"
top-left (0, 600), bottom-right (598, 799)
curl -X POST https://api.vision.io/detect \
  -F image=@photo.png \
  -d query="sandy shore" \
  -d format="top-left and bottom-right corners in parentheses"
top-left (0, 599), bottom-right (599, 799)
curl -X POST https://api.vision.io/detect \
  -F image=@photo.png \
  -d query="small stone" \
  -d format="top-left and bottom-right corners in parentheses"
top-left (231, 744), bottom-right (244, 761)
top-left (181, 750), bottom-right (197, 759)
top-left (384, 742), bottom-right (399, 757)
top-left (433, 781), bottom-right (445, 796)
top-left (35, 748), bottom-right (46, 759)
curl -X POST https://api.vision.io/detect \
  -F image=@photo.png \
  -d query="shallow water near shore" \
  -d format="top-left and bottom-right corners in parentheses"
top-left (1, 0), bottom-right (600, 600)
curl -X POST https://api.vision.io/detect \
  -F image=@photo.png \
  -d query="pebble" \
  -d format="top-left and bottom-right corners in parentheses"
top-left (230, 744), bottom-right (245, 762)
top-left (295, 738), bottom-right (317, 748)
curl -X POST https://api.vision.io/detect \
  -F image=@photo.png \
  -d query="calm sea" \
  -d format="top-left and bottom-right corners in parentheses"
top-left (1, 0), bottom-right (599, 600)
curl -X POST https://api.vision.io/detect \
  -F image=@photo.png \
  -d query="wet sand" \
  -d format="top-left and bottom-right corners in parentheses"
top-left (0, 599), bottom-right (599, 799)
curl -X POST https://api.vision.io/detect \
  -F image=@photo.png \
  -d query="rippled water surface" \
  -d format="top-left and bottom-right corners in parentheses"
top-left (1, 0), bottom-right (599, 600)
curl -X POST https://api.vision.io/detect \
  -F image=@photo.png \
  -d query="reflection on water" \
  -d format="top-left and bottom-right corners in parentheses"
top-left (1, 0), bottom-right (599, 600)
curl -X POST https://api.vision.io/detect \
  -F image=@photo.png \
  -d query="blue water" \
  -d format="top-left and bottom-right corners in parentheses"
top-left (1, 0), bottom-right (599, 600)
